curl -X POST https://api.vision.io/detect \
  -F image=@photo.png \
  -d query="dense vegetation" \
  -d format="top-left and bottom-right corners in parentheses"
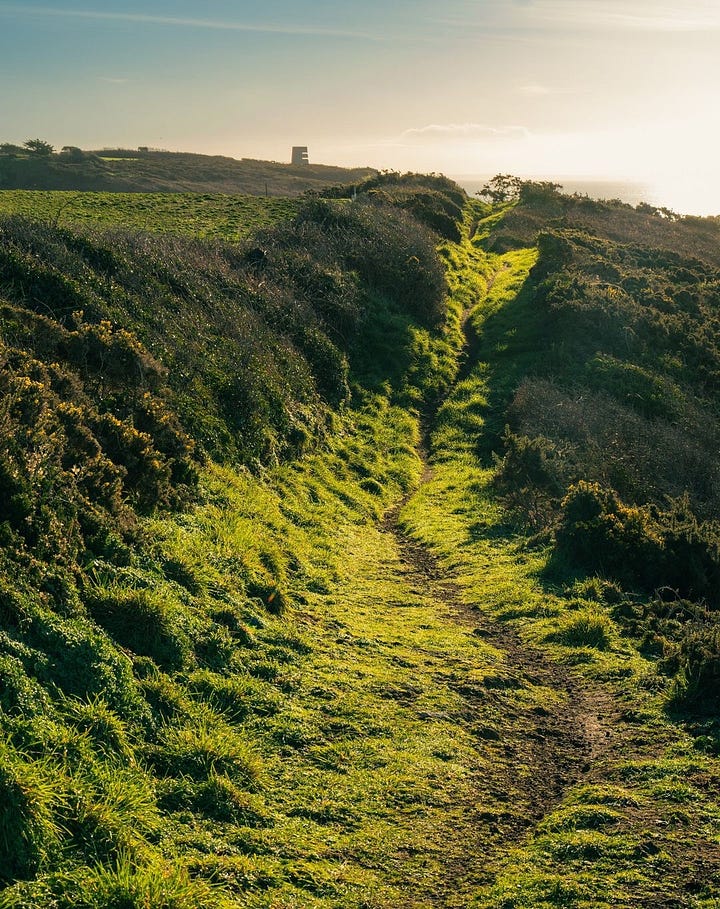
top-left (3, 174), bottom-right (720, 907)
top-left (319, 171), bottom-right (467, 242)
top-left (485, 188), bottom-right (720, 715)
top-left (0, 180), bottom-right (472, 906)
top-left (0, 145), bottom-right (374, 196)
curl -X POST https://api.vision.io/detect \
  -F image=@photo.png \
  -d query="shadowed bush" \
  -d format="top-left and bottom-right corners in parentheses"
top-left (554, 482), bottom-right (720, 605)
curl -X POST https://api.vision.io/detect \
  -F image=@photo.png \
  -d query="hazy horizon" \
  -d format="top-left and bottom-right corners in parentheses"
top-left (1, 0), bottom-right (719, 215)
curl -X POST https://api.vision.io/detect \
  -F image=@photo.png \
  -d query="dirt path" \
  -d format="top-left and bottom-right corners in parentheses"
top-left (382, 492), bottom-right (619, 899)
top-left (378, 277), bottom-right (621, 900)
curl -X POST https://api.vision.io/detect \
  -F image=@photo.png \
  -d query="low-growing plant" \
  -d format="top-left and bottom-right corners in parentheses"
top-left (549, 607), bottom-right (613, 650)
top-left (87, 587), bottom-right (191, 670)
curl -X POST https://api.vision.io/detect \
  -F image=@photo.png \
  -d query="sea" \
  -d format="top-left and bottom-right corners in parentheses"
top-left (452, 176), bottom-right (720, 218)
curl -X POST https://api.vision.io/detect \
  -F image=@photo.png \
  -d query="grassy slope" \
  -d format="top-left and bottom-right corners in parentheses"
top-left (402, 207), bottom-right (720, 907)
top-left (1, 196), bottom-right (526, 907)
top-left (3, 188), bottom-right (720, 908)
top-left (0, 192), bottom-right (300, 241)
top-left (0, 150), bottom-right (374, 196)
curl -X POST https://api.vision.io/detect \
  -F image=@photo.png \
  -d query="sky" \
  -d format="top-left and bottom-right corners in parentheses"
top-left (1, 1), bottom-right (719, 210)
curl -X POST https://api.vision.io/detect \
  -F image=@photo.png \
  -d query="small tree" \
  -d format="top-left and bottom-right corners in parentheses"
top-left (477, 174), bottom-right (522, 204)
top-left (24, 138), bottom-right (54, 156)
top-left (60, 146), bottom-right (85, 163)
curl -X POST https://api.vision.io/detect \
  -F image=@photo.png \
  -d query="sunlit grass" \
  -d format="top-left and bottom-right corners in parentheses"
top-left (0, 190), bottom-right (300, 240)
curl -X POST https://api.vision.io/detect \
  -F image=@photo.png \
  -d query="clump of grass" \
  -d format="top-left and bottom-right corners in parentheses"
top-left (159, 773), bottom-right (272, 826)
top-left (137, 671), bottom-right (189, 725)
top-left (188, 854), bottom-right (280, 894)
top-left (0, 743), bottom-right (62, 882)
top-left (1, 852), bottom-right (223, 909)
top-left (185, 670), bottom-right (281, 722)
top-left (66, 767), bottom-right (160, 862)
top-left (148, 716), bottom-right (264, 786)
top-left (66, 696), bottom-right (134, 762)
top-left (87, 586), bottom-right (191, 670)
top-left (549, 608), bottom-right (613, 650)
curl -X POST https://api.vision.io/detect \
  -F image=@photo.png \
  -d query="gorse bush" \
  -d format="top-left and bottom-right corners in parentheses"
top-left (272, 198), bottom-right (448, 326)
top-left (494, 220), bottom-right (720, 545)
top-left (555, 482), bottom-right (663, 587)
top-left (0, 189), bottom-right (454, 591)
top-left (478, 193), bottom-right (720, 723)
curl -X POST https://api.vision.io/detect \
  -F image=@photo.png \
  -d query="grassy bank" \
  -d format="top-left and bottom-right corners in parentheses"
top-left (402, 204), bottom-right (720, 907)
top-left (0, 182), bottom-right (514, 907)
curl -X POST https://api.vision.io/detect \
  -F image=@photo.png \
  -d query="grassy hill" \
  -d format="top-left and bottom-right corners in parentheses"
top-left (0, 148), bottom-right (375, 196)
top-left (2, 176), bottom-right (720, 907)
top-left (0, 191), bottom-right (302, 242)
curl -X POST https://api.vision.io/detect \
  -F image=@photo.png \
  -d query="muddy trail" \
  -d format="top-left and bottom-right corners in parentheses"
top-left (382, 491), bottom-right (618, 899)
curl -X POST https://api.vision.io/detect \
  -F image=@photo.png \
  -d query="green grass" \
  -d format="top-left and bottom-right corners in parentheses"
top-left (0, 214), bottom-right (506, 907)
top-left (2, 194), bottom-right (720, 907)
top-left (400, 227), bottom-right (720, 906)
top-left (0, 191), bottom-right (300, 240)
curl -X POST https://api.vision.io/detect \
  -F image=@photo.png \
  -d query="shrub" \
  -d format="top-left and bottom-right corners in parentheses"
top-left (291, 198), bottom-right (448, 326)
top-left (556, 481), bottom-right (662, 586)
top-left (654, 497), bottom-right (720, 605)
top-left (495, 429), bottom-right (563, 527)
top-left (669, 626), bottom-right (720, 712)
top-left (556, 483), bottom-right (720, 604)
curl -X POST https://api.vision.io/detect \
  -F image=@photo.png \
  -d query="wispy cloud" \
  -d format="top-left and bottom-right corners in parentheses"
top-left (397, 123), bottom-right (530, 145)
top-left (519, 0), bottom-right (720, 32)
top-left (517, 83), bottom-right (578, 96)
top-left (518, 84), bottom-right (551, 96)
top-left (98, 76), bottom-right (129, 84)
top-left (430, 0), bottom-right (720, 34)
top-left (0, 5), bottom-right (381, 40)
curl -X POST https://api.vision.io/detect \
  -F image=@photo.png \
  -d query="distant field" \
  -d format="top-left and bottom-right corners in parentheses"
top-left (0, 190), bottom-right (301, 240)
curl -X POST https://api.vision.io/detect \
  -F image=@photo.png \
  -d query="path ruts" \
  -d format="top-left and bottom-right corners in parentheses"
top-left (379, 277), bottom-right (621, 901)
top-left (382, 497), bottom-right (618, 901)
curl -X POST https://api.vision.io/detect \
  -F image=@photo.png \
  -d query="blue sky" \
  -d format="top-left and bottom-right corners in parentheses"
top-left (1, 0), bottom-right (719, 194)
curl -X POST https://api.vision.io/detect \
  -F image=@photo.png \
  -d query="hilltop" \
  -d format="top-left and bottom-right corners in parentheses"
top-left (0, 146), bottom-right (375, 195)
